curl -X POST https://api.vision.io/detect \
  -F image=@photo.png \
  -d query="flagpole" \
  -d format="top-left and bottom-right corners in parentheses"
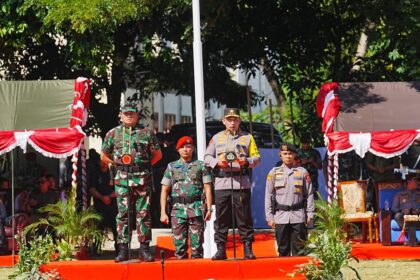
top-left (192, 0), bottom-right (215, 258)
top-left (192, 0), bottom-right (206, 160)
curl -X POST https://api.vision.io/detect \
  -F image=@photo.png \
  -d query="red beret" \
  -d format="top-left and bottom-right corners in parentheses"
top-left (176, 136), bottom-right (193, 150)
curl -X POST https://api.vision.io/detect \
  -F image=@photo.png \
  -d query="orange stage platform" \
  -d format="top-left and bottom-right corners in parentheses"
top-left (2, 233), bottom-right (420, 279)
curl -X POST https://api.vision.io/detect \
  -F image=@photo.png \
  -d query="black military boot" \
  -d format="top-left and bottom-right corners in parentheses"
top-left (243, 242), bottom-right (256, 260)
top-left (115, 243), bottom-right (128, 262)
top-left (212, 243), bottom-right (227, 260)
top-left (139, 242), bottom-right (155, 262)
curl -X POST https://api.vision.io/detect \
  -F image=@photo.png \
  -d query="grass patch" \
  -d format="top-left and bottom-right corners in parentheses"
top-left (341, 260), bottom-right (420, 280)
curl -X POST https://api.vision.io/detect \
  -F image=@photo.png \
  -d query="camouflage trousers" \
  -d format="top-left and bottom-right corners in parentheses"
top-left (171, 215), bottom-right (205, 259)
top-left (115, 177), bottom-right (152, 244)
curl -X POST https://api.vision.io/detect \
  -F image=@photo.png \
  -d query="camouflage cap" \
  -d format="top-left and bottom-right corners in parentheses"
top-left (224, 108), bottom-right (240, 118)
top-left (121, 101), bottom-right (139, 113)
top-left (280, 142), bottom-right (297, 153)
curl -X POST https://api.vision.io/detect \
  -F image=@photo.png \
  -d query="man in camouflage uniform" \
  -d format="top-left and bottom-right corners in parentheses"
top-left (160, 136), bottom-right (213, 259)
top-left (204, 108), bottom-right (261, 260)
top-left (297, 135), bottom-right (321, 196)
top-left (101, 101), bottom-right (162, 263)
top-left (392, 173), bottom-right (420, 229)
top-left (265, 143), bottom-right (314, 256)
top-left (322, 150), bottom-right (363, 183)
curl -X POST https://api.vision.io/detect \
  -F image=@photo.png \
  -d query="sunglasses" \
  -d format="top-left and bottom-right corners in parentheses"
top-left (39, 180), bottom-right (48, 184)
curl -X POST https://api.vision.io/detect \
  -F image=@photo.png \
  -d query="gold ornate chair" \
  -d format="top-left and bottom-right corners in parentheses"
top-left (338, 180), bottom-right (374, 243)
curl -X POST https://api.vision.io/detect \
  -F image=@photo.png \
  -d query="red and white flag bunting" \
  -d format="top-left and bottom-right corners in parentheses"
top-left (316, 82), bottom-right (341, 133)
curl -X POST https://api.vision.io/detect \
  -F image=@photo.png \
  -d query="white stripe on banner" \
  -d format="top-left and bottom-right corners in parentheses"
top-left (321, 89), bottom-right (335, 117)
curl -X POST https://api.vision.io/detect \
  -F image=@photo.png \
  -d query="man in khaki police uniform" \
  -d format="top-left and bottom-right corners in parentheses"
top-left (392, 173), bottom-right (420, 229)
top-left (204, 108), bottom-right (261, 260)
top-left (265, 143), bottom-right (314, 256)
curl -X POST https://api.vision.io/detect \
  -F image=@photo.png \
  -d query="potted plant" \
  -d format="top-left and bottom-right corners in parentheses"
top-left (23, 194), bottom-right (103, 260)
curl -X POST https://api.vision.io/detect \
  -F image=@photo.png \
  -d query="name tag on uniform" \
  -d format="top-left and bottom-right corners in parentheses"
top-left (294, 179), bottom-right (303, 186)
top-left (293, 170), bottom-right (303, 185)
top-left (274, 171), bottom-right (285, 188)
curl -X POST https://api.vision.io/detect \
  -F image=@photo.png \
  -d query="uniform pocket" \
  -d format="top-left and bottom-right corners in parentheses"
top-left (274, 180), bottom-right (285, 189)
top-left (294, 185), bottom-right (303, 194)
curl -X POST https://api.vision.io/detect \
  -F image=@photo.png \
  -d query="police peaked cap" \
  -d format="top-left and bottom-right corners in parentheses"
top-left (280, 142), bottom-right (297, 153)
top-left (224, 108), bottom-right (240, 118)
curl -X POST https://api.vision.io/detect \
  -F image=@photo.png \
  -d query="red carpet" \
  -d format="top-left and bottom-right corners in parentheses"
top-left (41, 233), bottom-right (306, 280)
top-left (351, 242), bottom-right (420, 260)
top-left (0, 255), bottom-right (18, 267)
top-left (155, 232), bottom-right (278, 260)
top-left (2, 233), bottom-right (419, 279)
top-left (41, 257), bottom-right (307, 280)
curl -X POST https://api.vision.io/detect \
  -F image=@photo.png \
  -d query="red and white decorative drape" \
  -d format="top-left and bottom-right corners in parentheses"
top-left (0, 78), bottom-right (90, 158)
top-left (325, 130), bottom-right (420, 159)
top-left (316, 82), bottom-right (341, 134)
top-left (316, 82), bottom-right (420, 203)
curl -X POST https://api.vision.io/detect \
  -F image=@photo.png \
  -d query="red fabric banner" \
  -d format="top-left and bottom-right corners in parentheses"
top-left (70, 78), bottom-right (91, 128)
top-left (326, 130), bottom-right (420, 158)
top-left (370, 130), bottom-right (419, 156)
top-left (29, 127), bottom-right (84, 157)
top-left (0, 131), bottom-right (17, 154)
top-left (315, 82), bottom-right (341, 133)
top-left (326, 131), bottom-right (352, 154)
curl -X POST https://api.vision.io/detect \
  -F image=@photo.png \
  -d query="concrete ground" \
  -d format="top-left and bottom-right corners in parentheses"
top-left (102, 228), bottom-right (172, 250)
top-left (96, 228), bottom-right (172, 260)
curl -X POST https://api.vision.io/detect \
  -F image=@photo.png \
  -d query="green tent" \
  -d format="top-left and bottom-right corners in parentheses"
top-left (0, 80), bottom-right (74, 130)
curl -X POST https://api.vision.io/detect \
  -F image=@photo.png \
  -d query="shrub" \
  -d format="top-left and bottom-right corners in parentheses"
top-left (289, 197), bottom-right (360, 280)
top-left (10, 233), bottom-right (60, 280)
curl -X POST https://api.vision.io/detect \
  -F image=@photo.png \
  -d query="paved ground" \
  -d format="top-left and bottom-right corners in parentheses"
top-left (96, 228), bottom-right (172, 260)
top-left (102, 228), bottom-right (172, 250)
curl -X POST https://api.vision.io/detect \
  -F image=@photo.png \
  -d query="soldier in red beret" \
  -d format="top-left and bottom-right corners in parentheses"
top-left (160, 136), bottom-right (213, 259)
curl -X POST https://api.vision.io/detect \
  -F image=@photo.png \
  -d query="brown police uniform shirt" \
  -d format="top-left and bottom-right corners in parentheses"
top-left (204, 129), bottom-right (260, 190)
top-left (265, 164), bottom-right (314, 224)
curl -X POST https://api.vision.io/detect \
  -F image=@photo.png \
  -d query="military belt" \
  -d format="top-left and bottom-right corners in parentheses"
top-left (172, 195), bottom-right (202, 204)
top-left (115, 164), bottom-right (149, 172)
top-left (214, 168), bottom-right (249, 178)
top-left (273, 201), bottom-right (305, 212)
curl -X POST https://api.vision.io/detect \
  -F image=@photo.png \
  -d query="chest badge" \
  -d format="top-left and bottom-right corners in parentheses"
top-left (121, 154), bottom-right (133, 165)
